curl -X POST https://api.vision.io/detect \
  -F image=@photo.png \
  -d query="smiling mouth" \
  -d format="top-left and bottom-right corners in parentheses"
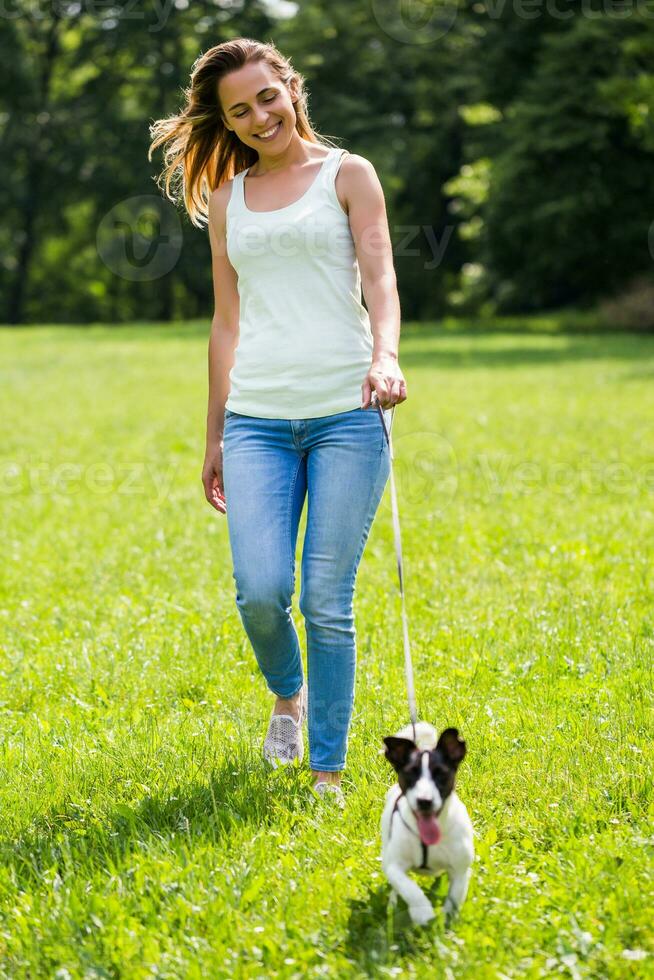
top-left (254, 121), bottom-right (282, 140)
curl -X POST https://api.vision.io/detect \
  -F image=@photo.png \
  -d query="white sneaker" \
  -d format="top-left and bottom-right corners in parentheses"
top-left (262, 682), bottom-right (307, 768)
top-left (312, 781), bottom-right (345, 809)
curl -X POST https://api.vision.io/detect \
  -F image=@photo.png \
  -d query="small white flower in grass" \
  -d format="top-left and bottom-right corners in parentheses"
top-left (622, 950), bottom-right (648, 961)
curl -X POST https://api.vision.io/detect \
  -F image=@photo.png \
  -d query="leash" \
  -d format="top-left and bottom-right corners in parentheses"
top-left (370, 391), bottom-right (418, 741)
top-left (371, 391), bottom-right (433, 862)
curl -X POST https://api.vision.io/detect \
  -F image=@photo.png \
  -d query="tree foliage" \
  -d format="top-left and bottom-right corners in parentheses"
top-left (1, 1), bottom-right (653, 323)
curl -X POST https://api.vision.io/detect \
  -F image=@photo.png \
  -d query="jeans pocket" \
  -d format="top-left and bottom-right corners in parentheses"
top-left (361, 404), bottom-right (390, 455)
top-left (378, 408), bottom-right (393, 455)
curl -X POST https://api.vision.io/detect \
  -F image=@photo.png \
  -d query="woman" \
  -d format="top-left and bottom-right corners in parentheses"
top-left (149, 38), bottom-right (407, 806)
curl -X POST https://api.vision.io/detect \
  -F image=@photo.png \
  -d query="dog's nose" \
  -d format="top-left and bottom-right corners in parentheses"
top-left (416, 797), bottom-right (433, 811)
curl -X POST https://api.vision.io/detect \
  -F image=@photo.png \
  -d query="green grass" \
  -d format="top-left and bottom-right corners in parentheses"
top-left (0, 320), bottom-right (652, 978)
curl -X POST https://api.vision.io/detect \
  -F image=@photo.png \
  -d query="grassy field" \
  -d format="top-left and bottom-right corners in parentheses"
top-left (0, 321), bottom-right (652, 978)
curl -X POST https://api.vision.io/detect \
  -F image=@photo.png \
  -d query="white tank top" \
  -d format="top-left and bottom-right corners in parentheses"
top-left (225, 146), bottom-right (374, 419)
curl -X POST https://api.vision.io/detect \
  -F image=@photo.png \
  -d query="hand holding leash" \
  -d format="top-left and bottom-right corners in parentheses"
top-left (361, 356), bottom-right (408, 410)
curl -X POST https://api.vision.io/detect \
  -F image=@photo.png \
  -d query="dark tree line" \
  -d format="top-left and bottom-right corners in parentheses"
top-left (1, 0), bottom-right (653, 325)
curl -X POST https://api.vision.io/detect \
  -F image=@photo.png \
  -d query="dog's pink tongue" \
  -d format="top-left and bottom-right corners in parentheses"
top-left (416, 813), bottom-right (441, 846)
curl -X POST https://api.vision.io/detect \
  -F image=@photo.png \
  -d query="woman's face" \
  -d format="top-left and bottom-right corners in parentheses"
top-left (219, 61), bottom-right (298, 152)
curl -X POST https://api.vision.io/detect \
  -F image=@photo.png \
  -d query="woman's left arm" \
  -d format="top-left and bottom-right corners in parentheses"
top-left (341, 155), bottom-right (408, 410)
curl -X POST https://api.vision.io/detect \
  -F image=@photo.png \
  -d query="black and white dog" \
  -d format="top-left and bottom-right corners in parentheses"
top-left (381, 722), bottom-right (474, 926)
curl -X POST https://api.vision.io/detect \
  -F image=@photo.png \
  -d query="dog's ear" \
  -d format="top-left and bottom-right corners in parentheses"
top-left (436, 727), bottom-right (466, 767)
top-left (383, 736), bottom-right (416, 771)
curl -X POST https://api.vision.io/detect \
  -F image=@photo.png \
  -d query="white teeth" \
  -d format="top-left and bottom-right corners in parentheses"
top-left (257, 122), bottom-right (280, 139)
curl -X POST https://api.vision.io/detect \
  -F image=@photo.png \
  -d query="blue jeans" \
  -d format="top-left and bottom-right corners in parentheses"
top-left (222, 405), bottom-right (391, 771)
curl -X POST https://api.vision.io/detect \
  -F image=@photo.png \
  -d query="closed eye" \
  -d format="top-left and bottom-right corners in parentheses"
top-left (235, 95), bottom-right (276, 118)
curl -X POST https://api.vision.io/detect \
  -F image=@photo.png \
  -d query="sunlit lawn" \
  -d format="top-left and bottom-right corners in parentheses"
top-left (0, 320), bottom-right (652, 978)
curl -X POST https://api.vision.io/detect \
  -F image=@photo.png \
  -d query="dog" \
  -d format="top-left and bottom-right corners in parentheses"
top-left (381, 721), bottom-right (474, 927)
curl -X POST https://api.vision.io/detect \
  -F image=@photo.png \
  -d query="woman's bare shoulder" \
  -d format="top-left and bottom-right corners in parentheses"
top-left (208, 179), bottom-right (235, 234)
top-left (337, 153), bottom-right (381, 195)
top-left (339, 152), bottom-right (377, 178)
top-left (209, 179), bottom-right (234, 211)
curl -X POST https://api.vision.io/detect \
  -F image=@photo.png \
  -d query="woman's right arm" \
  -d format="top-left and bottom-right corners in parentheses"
top-left (202, 182), bottom-right (240, 513)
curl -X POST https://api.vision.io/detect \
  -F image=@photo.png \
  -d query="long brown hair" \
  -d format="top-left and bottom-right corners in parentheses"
top-left (148, 38), bottom-right (338, 229)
